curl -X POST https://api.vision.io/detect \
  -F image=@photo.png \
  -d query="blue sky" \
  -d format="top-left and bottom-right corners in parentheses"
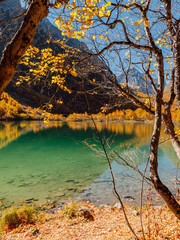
top-left (20, 0), bottom-right (175, 83)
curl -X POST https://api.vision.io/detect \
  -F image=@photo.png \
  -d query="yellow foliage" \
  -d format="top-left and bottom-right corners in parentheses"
top-left (19, 44), bottom-right (78, 93)
top-left (0, 92), bottom-right (23, 119)
top-left (54, 0), bottom-right (111, 39)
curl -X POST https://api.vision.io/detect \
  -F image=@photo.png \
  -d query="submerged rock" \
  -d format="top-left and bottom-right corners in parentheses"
top-left (124, 195), bottom-right (135, 201)
top-left (25, 198), bottom-right (37, 203)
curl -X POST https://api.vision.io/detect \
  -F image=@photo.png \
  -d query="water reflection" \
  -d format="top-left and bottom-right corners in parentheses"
top-left (0, 121), bottom-right (64, 150)
top-left (0, 120), bottom-right (154, 150)
top-left (0, 120), bottom-right (179, 208)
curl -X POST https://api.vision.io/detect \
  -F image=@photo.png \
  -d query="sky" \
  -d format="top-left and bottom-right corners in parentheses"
top-left (19, 0), bottom-right (175, 83)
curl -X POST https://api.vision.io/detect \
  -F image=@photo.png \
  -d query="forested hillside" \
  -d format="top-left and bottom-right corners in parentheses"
top-left (0, 0), bottom-right (136, 114)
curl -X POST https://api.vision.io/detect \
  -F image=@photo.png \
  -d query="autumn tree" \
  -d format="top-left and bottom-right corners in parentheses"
top-left (0, 0), bottom-right (70, 95)
top-left (53, 0), bottom-right (180, 219)
top-left (1, 0), bottom-right (180, 222)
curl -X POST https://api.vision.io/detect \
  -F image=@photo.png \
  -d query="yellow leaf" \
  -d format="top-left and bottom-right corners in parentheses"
top-left (135, 34), bottom-right (141, 40)
top-left (134, 19), bottom-right (142, 26)
top-left (125, 50), bottom-right (130, 56)
top-left (143, 18), bottom-right (150, 27)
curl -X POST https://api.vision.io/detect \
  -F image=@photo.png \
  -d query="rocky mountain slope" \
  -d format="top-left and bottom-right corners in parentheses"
top-left (0, 0), bottom-right (136, 115)
top-left (118, 68), bottom-right (156, 94)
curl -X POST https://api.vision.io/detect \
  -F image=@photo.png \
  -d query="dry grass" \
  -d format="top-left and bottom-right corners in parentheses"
top-left (1, 202), bottom-right (180, 240)
top-left (0, 205), bottom-right (37, 232)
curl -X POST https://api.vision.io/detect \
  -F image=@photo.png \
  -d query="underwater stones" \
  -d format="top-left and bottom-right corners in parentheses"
top-left (65, 179), bottom-right (79, 184)
top-left (25, 198), bottom-right (38, 203)
top-left (124, 195), bottom-right (135, 201)
top-left (55, 193), bottom-right (66, 198)
top-left (66, 188), bottom-right (77, 192)
top-left (18, 183), bottom-right (31, 187)
top-left (85, 192), bottom-right (92, 197)
top-left (6, 179), bottom-right (14, 184)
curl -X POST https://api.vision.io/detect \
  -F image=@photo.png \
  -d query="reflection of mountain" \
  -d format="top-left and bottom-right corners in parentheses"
top-left (0, 121), bottom-right (151, 208)
top-left (118, 68), bottom-right (156, 94)
top-left (0, 121), bottom-right (64, 150)
top-left (1, 120), bottom-right (179, 208)
top-left (116, 145), bottom-right (150, 167)
top-left (160, 142), bottom-right (180, 169)
top-left (77, 147), bottom-right (175, 206)
top-left (0, 121), bottom-right (154, 150)
top-left (0, 125), bottom-right (115, 207)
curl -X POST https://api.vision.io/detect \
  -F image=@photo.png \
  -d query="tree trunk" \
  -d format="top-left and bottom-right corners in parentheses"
top-left (0, 0), bottom-right (48, 95)
top-left (164, 111), bottom-right (180, 160)
top-left (161, 0), bottom-right (180, 109)
top-left (150, 120), bottom-right (180, 219)
top-left (174, 33), bottom-right (180, 109)
top-left (150, 53), bottom-right (180, 220)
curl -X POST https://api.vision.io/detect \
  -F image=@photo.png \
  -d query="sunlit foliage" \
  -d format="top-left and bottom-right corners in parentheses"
top-left (0, 93), bottom-right (63, 121)
top-left (17, 44), bottom-right (79, 93)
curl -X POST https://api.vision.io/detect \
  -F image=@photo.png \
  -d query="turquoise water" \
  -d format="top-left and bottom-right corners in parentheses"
top-left (0, 121), bottom-right (179, 208)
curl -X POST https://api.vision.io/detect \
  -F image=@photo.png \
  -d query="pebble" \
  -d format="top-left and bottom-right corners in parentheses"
top-left (152, 205), bottom-right (162, 210)
top-left (132, 210), bottom-right (139, 216)
top-left (99, 204), bottom-right (109, 209)
top-left (113, 202), bottom-right (122, 209)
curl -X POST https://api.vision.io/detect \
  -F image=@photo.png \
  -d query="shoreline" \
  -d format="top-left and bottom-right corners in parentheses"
top-left (1, 200), bottom-right (180, 240)
top-left (0, 117), bottom-right (153, 122)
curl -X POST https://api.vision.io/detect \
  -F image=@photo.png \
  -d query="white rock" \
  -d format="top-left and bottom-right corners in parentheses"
top-left (132, 210), bottom-right (139, 216)
top-left (152, 205), bottom-right (162, 210)
top-left (113, 202), bottom-right (122, 209)
top-left (99, 204), bottom-right (109, 209)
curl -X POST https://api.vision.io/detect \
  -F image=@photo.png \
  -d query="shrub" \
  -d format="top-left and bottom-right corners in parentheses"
top-left (0, 207), bottom-right (20, 230)
top-left (0, 205), bottom-right (37, 230)
top-left (62, 201), bottom-right (79, 218)
top-left (17, 205), bottom-right (37, 224)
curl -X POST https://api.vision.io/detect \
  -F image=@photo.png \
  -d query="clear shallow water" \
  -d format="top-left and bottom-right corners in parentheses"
top-left (0, 121), bottom-right (179, 209)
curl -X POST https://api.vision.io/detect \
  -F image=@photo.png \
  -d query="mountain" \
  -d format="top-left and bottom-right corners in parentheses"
top-left (0, 0), bottom-right (86, 56)
top-left (118, 68), bottom-right (156, 94)
top-left (0, 0), bottom-right (22, 56)
top-left (0, 0), bottom-right (109, 114)
top-left (0, 0), bottom-right (137, 115)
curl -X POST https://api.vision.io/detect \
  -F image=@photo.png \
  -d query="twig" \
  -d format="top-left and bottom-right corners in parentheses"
top-left (83, 85), bottom-right (140, 240)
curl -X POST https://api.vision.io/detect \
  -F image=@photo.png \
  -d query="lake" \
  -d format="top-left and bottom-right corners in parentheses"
top-left (0, 120), bottom-right (179, 209)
